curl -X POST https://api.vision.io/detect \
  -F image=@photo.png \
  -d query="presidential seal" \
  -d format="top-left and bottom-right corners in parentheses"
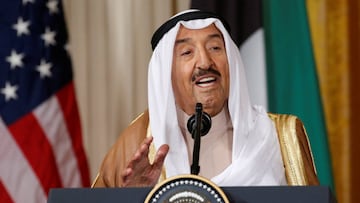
top-left (145, 174), bottom-right (229, 203)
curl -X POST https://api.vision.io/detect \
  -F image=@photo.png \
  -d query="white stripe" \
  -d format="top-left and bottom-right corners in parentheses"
top-left (240, 28), bottom-right (268, 110)
top-left (0, 118), bottom-right (47, 203)
top-left (33, 95), bottom-right (82, 187)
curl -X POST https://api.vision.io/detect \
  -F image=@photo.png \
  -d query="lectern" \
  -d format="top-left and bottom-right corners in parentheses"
top-left (48, 186), bottom-right (336, 203)
top-left (49, 175), bottom-right (336, 203)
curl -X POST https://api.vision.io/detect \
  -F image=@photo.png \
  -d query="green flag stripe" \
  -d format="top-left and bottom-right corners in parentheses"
top-left (262, 0), bottom-right (334, 190)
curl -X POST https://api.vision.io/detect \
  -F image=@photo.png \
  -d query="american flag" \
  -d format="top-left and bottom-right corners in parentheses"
top-left (0, 0), bottom-right (90, 202)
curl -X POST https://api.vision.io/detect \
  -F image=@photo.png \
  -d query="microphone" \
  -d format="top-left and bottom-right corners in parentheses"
top-left (187, 104), bottom-right (212, 138)
top-left (187, 103), bottom-right (212, 175)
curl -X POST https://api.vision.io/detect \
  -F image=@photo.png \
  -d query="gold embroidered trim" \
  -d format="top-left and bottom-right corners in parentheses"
top-left (269, 113), bottom-right (308, 185)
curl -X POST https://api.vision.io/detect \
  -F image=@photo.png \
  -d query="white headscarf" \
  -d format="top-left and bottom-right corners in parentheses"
top-left (148, 10), bottom-right (286, 186)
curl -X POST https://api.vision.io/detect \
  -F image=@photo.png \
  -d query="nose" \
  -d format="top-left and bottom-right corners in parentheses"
top-left (196, 48), bottom-right (213, 69)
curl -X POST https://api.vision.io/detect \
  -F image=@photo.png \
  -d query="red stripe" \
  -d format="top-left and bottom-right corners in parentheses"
top-left (56, 82), bottom-right (90, 186)
top-left (0, 181), bottom-right (14, 203)
top-left (8, 113), bottom-right (62, 195)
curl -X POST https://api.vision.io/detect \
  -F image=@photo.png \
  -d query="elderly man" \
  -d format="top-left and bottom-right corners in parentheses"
top-left (92, 10), bottom-right (319, 187)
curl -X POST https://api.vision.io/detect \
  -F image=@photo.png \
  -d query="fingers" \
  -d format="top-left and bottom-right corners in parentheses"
top-left (101, 136), bottom-right (170, 187)
top-left (114, 137), bottom-right (153, 187)
top-left (120, 140), bottom-right (169, 187)
top-left (120, 137), bottom-right (155, 186)
top-left (127, 137), bottom-right (153, 169)
top-left (153, 144), bottom-right (169, 169)
top-left (143, 136), bottom-right (153, 145)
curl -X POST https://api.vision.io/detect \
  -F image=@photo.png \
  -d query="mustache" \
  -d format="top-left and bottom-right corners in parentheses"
top-left (191, 68), bottom-right (221, 82)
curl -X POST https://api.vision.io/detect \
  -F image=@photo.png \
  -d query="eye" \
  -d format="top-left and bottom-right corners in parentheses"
top-left (181, 50), bottom-right (192, 56)
top-left (210, 46), bottom-right (221, 51)
top-left (208, 46), bottom-right (223, 53)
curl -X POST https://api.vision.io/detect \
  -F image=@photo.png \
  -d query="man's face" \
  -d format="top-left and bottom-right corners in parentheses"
top-left (172, 24), bottom-right (229, 116)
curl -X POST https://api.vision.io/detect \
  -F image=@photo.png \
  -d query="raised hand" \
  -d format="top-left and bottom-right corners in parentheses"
top-left (120, 136), bottom-right (169, 187)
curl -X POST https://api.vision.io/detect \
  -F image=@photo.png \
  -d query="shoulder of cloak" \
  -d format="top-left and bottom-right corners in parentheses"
top-left (268, 113), bottom-right (320, 185)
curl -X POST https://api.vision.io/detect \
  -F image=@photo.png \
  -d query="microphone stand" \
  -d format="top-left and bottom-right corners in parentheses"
top-left (187, 103), bottom-right (211, 175)
top-left (191, 103), bottom-right (203, 175)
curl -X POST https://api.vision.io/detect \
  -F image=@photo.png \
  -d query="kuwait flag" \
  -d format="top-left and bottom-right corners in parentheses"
top-left (191, 0), bottom-right (334, 189)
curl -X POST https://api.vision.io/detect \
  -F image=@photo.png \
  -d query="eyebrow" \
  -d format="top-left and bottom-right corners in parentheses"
top-left (175, 33), bottom-right (223, 45)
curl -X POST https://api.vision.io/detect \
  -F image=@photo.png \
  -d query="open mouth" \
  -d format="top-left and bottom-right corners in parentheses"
top-left (195, 76), bottom-right (217, 87)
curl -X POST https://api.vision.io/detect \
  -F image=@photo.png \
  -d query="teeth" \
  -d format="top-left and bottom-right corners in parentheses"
top-left (196, 77), bottom-right (216, 87)
top-left (198, 82), bottom-right (212, 87)
top-left (199, 77), bottom-right (215, 83)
